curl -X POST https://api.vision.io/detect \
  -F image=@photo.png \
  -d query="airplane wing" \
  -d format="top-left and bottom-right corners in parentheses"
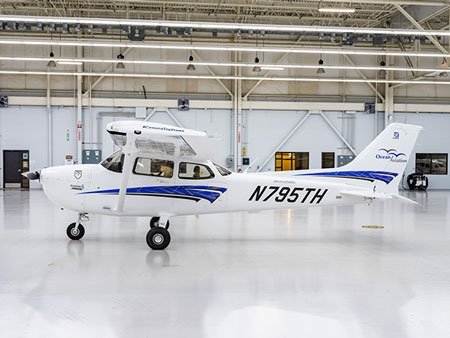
top-left (106, 121), bottom-right (210, 158)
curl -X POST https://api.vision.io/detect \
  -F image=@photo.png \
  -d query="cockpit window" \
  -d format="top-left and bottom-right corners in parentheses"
top-left (101, 150), bottom-right (124, 173)
top-left (134, 158), bottom-right (174, 178)
top-left (179, 162), bottom-right (214, 180)
top-left (214, 163), bottom-right (232, 176)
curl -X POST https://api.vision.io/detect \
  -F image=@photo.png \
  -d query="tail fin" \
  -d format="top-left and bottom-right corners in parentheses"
top-left (343, 123), bottom-right (422, 193)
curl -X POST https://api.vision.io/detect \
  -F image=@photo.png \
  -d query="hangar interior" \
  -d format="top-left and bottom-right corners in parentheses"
top-left (1, 1), bottom-right (450, 337)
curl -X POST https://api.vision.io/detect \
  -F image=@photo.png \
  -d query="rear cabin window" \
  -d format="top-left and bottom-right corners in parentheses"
top-left (214, 163), bottom-right (232, 176)
top-left (101, 150), bottom-right (124, 173)
top-left (134, 158), bottom-right (174, 178)
top-left (178, 162), bottom-right (214, 180)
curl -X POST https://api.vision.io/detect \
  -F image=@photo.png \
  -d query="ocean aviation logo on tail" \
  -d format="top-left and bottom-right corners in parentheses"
top-left (376, 148), bottom-right (407, 162)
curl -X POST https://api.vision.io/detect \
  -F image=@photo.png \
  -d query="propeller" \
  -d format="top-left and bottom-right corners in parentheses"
top-left (22, 170), bottom-right (40, 181)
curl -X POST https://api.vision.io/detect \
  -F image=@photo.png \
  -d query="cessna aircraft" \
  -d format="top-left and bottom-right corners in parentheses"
top-left (26, 121), bottom-right (422, 250)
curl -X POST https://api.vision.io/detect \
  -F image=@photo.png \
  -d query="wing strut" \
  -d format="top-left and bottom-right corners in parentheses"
top-left (115, 131), bottom-right (138, 213)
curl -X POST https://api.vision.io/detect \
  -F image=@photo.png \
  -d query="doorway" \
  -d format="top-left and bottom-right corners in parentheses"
top-left (3, 150), bottom-right (30, 189)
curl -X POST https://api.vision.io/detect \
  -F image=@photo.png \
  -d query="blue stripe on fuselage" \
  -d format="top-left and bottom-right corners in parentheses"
top-left (295, 171), bottom-right (398, 184)
top-left (80, 185), bottom-right (227, 203)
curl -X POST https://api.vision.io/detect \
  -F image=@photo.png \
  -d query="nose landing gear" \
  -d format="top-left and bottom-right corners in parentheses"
top-left (149, 216), bottom-right (170, 229)
top-left (67, 213), bottom-right (89, 240)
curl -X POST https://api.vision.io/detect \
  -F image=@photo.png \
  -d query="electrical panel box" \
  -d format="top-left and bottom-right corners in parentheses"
top-left (337, 155), bottom-right (355, 167)
top-left (0, 95), bottom-right (8, 108)
top-left (178, 98), bottom-right (190, 111)
top-left (82, 150), bottom-right (102, 164)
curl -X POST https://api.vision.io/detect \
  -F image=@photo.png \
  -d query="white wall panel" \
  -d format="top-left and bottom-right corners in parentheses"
top-left (0, 106), bottom-right (49, 188)
top-left (1, 104), bottom-right (449, 189)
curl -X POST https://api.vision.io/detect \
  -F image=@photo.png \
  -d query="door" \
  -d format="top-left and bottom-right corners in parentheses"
top-left (3, 150), bottom-right (30, 189)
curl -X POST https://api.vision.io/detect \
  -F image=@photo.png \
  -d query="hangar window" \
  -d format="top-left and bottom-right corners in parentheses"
top-left (322, 152), bottom-right (335, 169)
top-left (179, 162), bottom-right (215, 180)
top-left (275, 152), bottom-right (309, 171)
top-left (101, 150), bottom-right (124, 173)
top-left (133, 158), bottom-right (174, 178)
top-left (416, 153), bottom-right (448, 175)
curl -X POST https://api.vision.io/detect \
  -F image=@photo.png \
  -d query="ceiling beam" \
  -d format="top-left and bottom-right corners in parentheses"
top-left (394, 4), bottom-right (448, 57)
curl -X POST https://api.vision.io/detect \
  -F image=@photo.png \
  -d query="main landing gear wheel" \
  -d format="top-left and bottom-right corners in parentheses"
top-left (150, 217), bottom-right (170, 229)
top-left (67, 222), bottom-right (85, 240)
top-left (146, 227), bottom-right (171, 250)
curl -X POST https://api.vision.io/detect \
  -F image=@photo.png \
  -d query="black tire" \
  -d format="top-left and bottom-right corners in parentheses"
top-left (67, 222), bottom-right (85, 240)
top-left (146, 227), bottom-right (171, 250)
top-left (150, 217), bottom-right (169, 229)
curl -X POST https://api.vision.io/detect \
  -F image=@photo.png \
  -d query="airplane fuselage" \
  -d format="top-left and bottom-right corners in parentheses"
top-left (41, 160), bottom-right (360, 218)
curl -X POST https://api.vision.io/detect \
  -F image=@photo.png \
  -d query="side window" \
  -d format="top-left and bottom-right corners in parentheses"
top-left (179, 162), bottom-right (215, 180)
top-left (134, 158), bottom-right (174, 178)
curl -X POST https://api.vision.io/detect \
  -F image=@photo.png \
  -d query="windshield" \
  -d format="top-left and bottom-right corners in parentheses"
top-left (214, 163), bottom-right (232, 176)
top-left (101, 150), bottom-right (124, 173)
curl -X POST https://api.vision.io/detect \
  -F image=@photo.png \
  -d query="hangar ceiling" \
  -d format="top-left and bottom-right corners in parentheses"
top-left (0, 1), bottom-right (447, 29)
top-left (0, 0), bottom-right (450, 102)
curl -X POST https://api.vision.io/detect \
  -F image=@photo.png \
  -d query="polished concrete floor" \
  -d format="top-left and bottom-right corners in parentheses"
top-left (1, 190), bottom-right (449, 338)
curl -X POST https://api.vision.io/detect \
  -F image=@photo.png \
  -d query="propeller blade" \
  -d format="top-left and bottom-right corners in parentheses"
top-left (22, 170), bottom-right (40, 181)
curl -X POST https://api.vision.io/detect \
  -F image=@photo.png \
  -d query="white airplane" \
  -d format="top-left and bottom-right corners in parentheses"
top-left (26, 121), bottom-right (422, 250)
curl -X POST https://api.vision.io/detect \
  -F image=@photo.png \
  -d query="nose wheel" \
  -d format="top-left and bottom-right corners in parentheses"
top-left (67, 222), bottom-right (85, 240)
top-left (146, 227), bottom-right (171, 250)
top-left (66, 213), bottom-right (88, 240)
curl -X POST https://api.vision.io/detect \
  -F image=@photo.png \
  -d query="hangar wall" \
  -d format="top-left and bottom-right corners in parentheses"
top-left (1, 104), bottom-right (449, 189)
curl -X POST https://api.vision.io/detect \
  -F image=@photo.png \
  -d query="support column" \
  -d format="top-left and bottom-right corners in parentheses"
top-left (384, 56), bottom-right (394, 127)
top-left (76, 45), bottom-right (83, 164)
top-left (236, 51), bottom-right (242, 172)
top-left (232, 46), bottom-right (242, 172)
top-left (47, 74), bottom-right (52, 167)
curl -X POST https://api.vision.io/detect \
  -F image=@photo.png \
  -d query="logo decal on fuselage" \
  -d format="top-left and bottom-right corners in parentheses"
top-left (74, 170), bottom-right (83, 179)
top-left (375, 148), bottom-right (407, 163)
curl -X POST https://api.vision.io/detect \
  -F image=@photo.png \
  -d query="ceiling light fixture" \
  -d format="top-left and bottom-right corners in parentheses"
top-left (318, 7), bottom-right (356, 14)
top-left (47, 51), bottom-right (56, 67)
top-left (317, 58), bottom-right (325, 74)
top-left (3, 69), bottom-right (450, 86)
top-left (261, 66), bottom-right (284, 71)
top-left (4, 56), bottom-right (450, 75)
top-left (252, 56), bottom-right (261, 72)
top-left (187, 55), bottom-right (196, 71)
top-left (57, 61), bottom-right (82, 65)
top-left (3, 38), bottom-right (450, 60)
top-left (116, 53), bottom-right (125, 69)
top-left (3, 15), bottom-right (450, 37)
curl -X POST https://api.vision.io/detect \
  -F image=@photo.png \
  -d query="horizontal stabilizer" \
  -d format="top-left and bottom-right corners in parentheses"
top-left (341, 190), bottom-right (421, 206)
top-left (340, 190), bottom-right (394, 200)
top-left (392, 194), bottom-right (422, 206)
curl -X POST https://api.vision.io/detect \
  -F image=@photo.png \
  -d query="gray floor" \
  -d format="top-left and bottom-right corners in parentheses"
top-left (1, 190), bottom-right (449, 338)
